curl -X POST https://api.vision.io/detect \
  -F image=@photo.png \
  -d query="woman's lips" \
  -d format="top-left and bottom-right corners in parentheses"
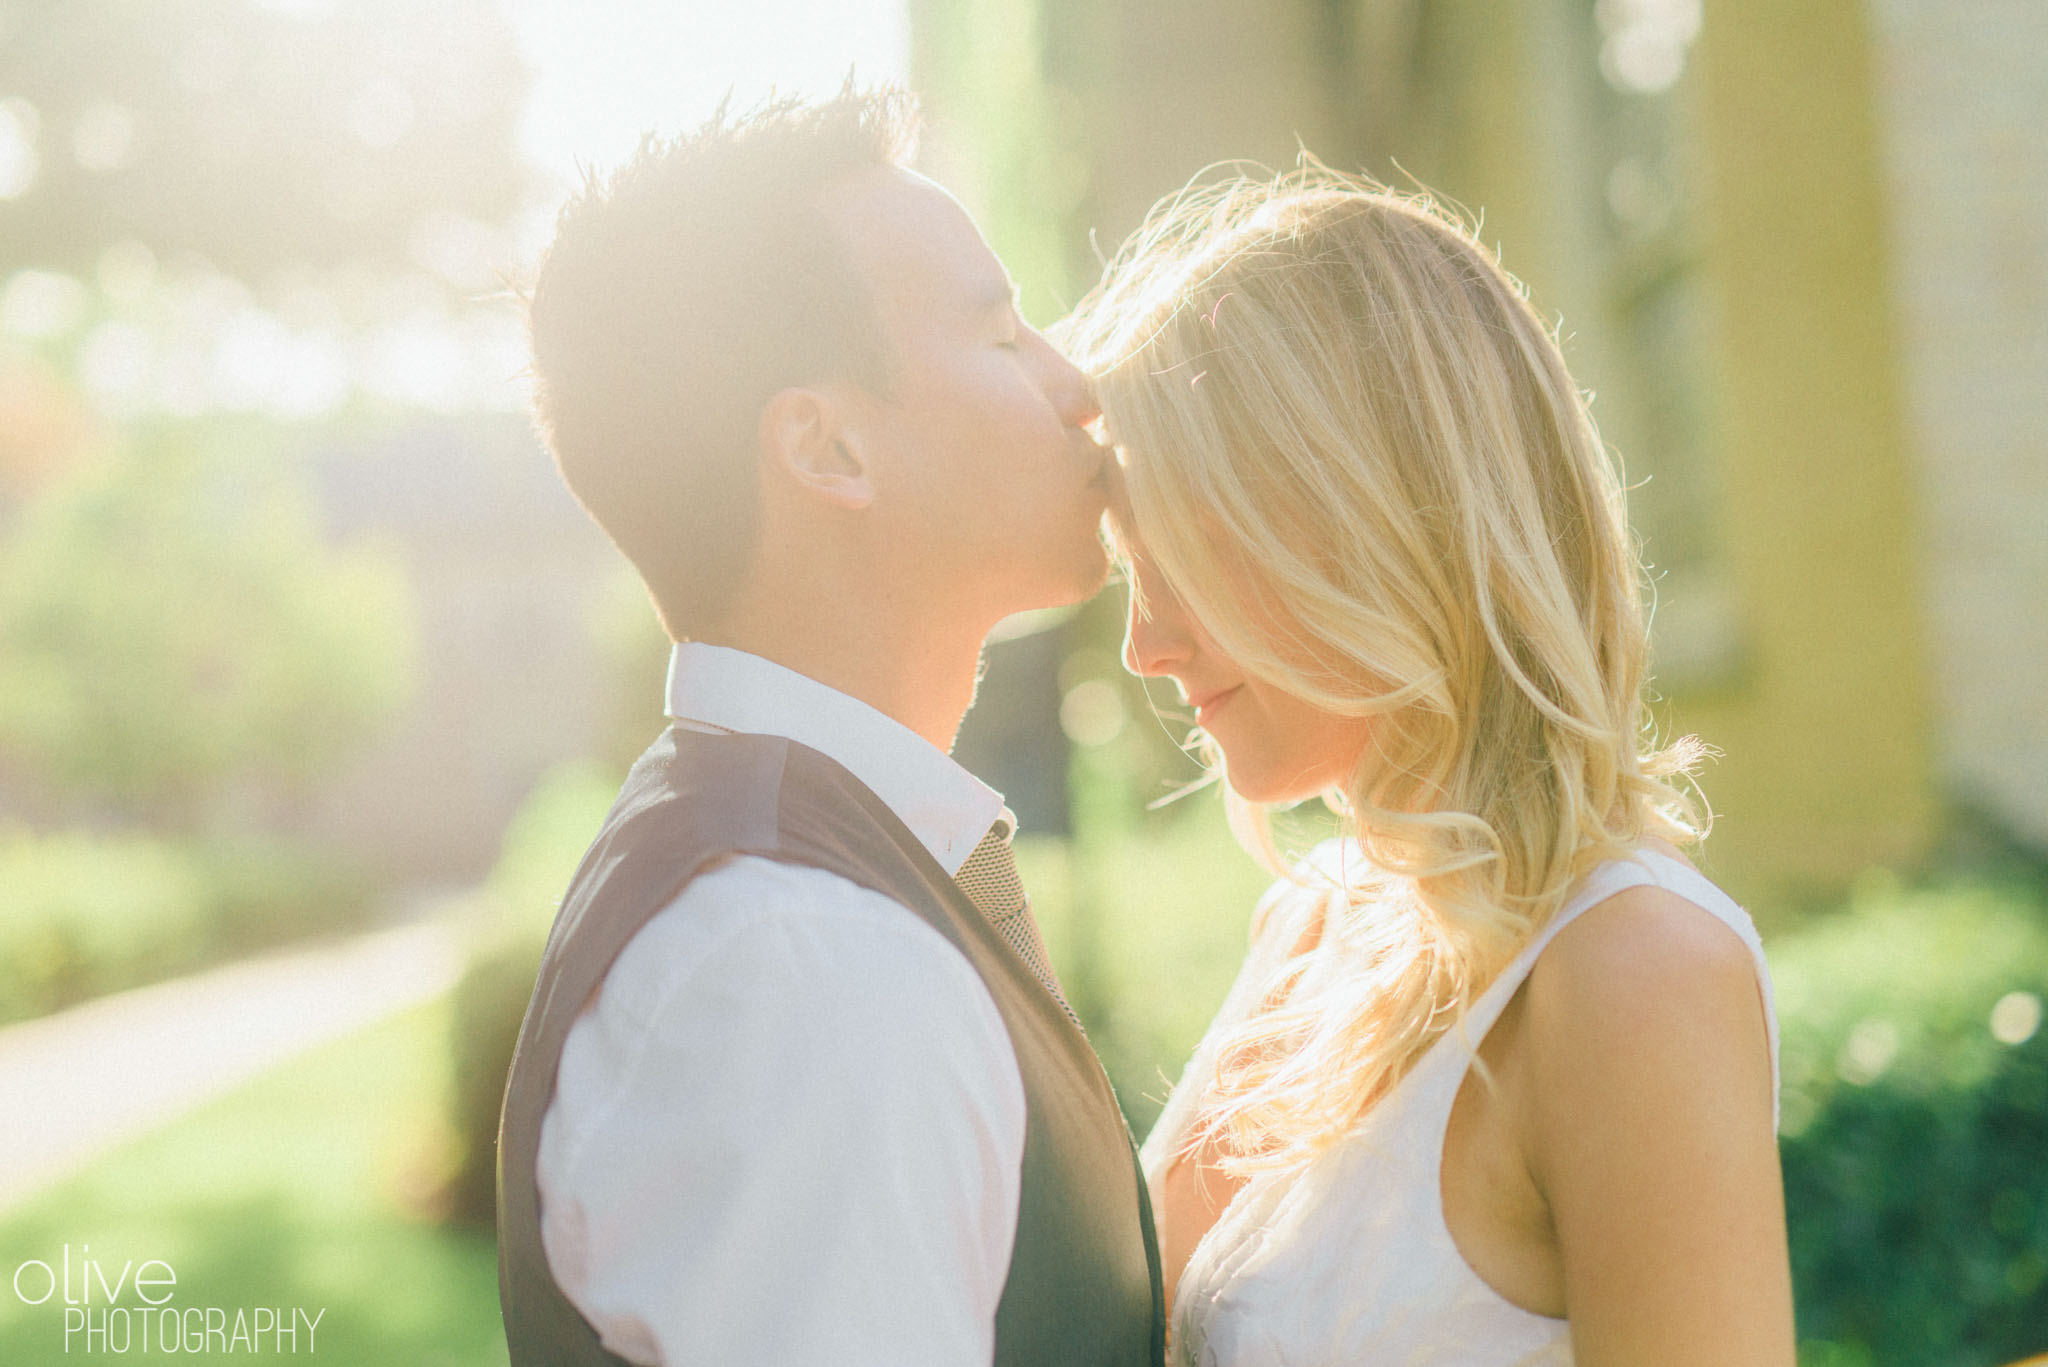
top-left (1189, 685), bottom-right (1241, 729)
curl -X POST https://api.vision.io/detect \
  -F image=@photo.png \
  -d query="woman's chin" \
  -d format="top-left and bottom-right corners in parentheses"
top-left (1222, 764), bottom-right (1319, 807)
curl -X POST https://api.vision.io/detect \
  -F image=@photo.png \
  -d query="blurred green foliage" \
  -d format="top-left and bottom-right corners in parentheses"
top-left (442, 760), bottom-right (623, 1228)
top-left (476, 760), bottom-right (627, 933)
top-left (0, 423), bottom-right (415, 825)
top-left (1774, 876), bottom-right (2048, 1366)
top-left (904, 0), bottom-right (1101, 324)
top-left (1023, 749), bottom-right (1299, 1140)
top-left (0, 826), bottom-right (374, 1027)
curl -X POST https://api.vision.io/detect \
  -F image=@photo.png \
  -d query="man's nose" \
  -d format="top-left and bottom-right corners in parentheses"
top-left (1034, 327), bottom-right (1101, 428)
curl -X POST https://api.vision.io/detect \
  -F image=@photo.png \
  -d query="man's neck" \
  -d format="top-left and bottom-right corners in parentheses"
top-left (702, 593), bottom-right (989, 754)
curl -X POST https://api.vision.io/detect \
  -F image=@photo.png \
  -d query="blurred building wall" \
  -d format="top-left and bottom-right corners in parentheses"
top-left (1680, 0), bottom-right (1936, 898)
top-left (1868, 0), bottom-right (2048, 849)
top-left (303, 415), bottom-right (623, 884)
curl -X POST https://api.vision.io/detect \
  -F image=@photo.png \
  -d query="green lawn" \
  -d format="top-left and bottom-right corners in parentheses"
top-left (0, 994), bottom-right (505, 1366)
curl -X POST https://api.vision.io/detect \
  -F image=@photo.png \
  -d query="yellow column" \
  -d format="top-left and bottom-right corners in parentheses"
top-left (1678, 0), bottom-right (1935, 902)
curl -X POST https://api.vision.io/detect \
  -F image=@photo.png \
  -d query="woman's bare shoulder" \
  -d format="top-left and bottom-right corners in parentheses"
top-left (1516, 874), bottom-right (1771, 1118)
top-left (1508, 865), bottom-right (1791, 1364)
top-left (1528, 878), bottom-right (1759, 1023)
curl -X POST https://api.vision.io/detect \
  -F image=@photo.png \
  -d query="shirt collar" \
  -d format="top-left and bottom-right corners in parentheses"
top-left (664, 642), bottom-right (1007, 877)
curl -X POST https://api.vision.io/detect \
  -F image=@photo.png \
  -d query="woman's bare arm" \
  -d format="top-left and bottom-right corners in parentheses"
top-left (1519, 884), bottom-right (1795, 1366)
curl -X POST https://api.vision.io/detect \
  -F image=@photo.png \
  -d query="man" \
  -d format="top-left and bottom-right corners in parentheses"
top-left (495, 85), bottom-right (1166, 1367)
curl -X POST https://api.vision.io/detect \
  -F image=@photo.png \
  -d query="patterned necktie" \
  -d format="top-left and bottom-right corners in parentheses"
top-left (954, 819), bottom-right (1080, 1027)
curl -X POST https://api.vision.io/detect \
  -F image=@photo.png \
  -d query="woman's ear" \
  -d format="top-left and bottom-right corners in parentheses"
top-left (758, 385), bottom-right (873, 510)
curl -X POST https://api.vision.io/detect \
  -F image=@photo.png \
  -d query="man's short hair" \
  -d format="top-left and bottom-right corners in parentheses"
top-left (526, 84), bottom-right (919, 639)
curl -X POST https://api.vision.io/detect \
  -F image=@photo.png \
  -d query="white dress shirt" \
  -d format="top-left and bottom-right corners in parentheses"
top-left (535, 643), bottom-right (1030, 1366)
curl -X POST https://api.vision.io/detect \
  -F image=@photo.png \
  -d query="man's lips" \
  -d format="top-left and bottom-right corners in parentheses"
top-left (1186, 685), bottom-right (1241, 728)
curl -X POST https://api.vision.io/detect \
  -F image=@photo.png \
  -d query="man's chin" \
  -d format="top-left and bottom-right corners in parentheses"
top-left (990, 536), bottom-right (1114, 623)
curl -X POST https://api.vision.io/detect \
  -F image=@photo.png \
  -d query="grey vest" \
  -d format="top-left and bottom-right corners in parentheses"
top-left (496, 727), bottom-right (1167, 1366)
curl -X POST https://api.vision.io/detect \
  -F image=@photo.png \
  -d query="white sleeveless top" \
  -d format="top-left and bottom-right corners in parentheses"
top-left (1139, 843), bottom-right (1780, 1367)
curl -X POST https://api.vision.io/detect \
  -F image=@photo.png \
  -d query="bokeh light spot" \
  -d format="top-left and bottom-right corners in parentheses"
top-left (1061, 679), bottom-right (1128, 748)
top-left (1838, 1016), bottom-right (1900, 1085)
top-left (1991, 991), bottom-right (2042, 1047)
top-left (0, 96), bottom-right (43, 199)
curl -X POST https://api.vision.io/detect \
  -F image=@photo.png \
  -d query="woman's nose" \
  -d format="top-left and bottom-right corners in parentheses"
top-left (1122, 568), bottom-right (1193, 678)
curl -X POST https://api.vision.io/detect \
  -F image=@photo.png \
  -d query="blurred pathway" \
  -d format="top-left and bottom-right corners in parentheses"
top-left (0, 911), bottom-right (468, 1217)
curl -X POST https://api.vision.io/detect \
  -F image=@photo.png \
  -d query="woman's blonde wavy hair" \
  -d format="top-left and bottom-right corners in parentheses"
top-left (1055, 164), bottom-right (1710, 1176)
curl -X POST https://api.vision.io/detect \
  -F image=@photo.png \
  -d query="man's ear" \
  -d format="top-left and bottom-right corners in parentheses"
top-left (758, 385), bottom-right (872, 510)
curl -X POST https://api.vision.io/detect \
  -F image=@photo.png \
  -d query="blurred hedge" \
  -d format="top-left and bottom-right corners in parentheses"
top-left (0, 827), bottom-right (374, 1025)
top-left (442, 760), bottom-right (623, 1227)
top-left (1772, 875), bottom-right (2048, 1366)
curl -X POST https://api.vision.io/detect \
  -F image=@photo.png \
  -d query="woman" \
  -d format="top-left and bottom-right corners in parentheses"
top-left (1056, 169), bottom-right (1795, 1366)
